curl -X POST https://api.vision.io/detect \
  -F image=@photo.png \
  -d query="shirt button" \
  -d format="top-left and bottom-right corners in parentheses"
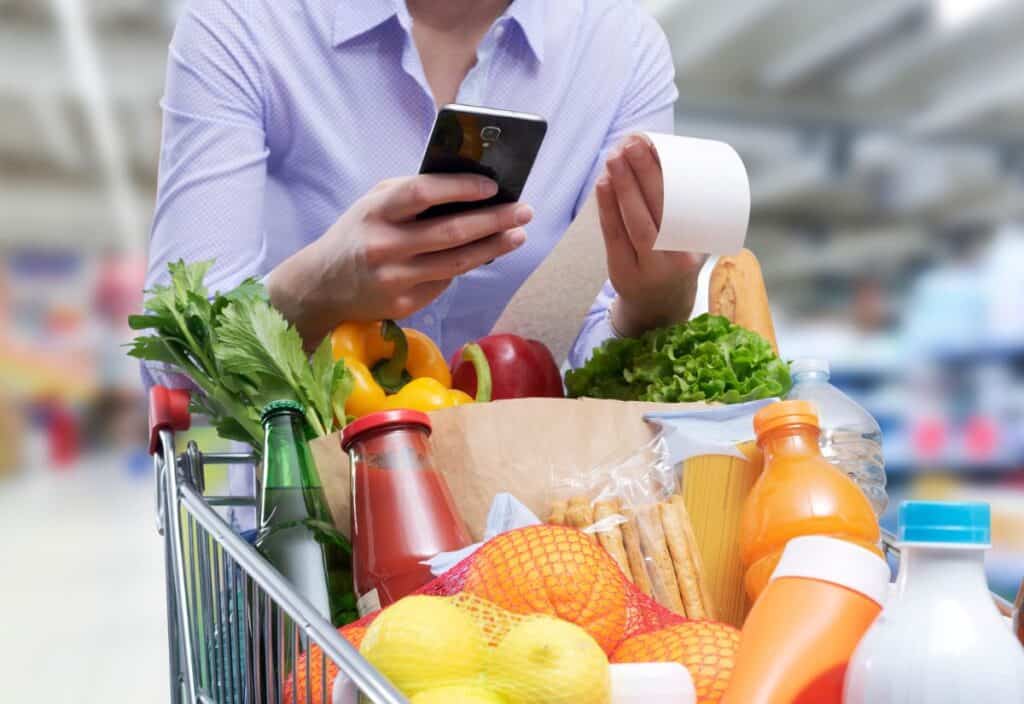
top-left (494, 24), bottom-right (505, 39)
top-left (423, 313), bottom-right (436, 327)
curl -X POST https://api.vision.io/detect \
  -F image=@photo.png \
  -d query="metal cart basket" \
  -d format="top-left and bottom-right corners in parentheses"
top-left (149, 386), bottom-right (1015, 704)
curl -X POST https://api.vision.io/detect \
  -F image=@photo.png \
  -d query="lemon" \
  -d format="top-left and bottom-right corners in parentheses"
top-left (410, 685), bottom-right (507, 703)
top-left (487, 615), bottom-right (611, 704)
top-left (360, 595), bottom-right (486, 696)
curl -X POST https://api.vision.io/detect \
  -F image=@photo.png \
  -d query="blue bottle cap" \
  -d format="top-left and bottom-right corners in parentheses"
top-left (897, 500), bottom-right (990, 545)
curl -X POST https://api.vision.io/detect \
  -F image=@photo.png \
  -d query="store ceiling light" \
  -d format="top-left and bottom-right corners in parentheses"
top-left (934, 0), bottom-right (1006, 28)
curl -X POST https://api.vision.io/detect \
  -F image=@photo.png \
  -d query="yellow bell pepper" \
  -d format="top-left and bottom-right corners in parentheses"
top-left (331, 320), bottom-right (490, 418)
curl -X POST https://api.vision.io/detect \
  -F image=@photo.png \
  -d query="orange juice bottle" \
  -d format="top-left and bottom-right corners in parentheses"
top-left (739, 400), bottom-right (881, 600)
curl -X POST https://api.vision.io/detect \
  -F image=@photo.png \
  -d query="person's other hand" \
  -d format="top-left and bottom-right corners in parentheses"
top-left (596, 133), bottom-right (707, 338)
top-left (268, 173), bottom-right (532, 345)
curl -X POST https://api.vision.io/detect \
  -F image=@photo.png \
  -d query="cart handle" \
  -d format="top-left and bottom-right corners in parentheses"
top-left (149, 385), bottom-right (191, 455)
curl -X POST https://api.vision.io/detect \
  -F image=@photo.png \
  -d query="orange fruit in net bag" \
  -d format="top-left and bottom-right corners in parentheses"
top-left (283, 625), bottom-right (367, 704)
top-left (611, 621), bottom-right (740, 703)
top-left (461, 525), bottom-right (629, 654)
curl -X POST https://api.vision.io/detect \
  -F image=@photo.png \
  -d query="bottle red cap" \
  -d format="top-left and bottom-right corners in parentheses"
top-left (341, 409), bottom-right (432, 451)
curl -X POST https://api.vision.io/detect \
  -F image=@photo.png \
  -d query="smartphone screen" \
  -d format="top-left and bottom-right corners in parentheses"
top-left (417, 104), bottom-right (547, 219)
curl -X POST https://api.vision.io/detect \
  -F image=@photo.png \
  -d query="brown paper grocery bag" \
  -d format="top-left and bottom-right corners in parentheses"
top-left (310, 397), bottom-right (702, 542)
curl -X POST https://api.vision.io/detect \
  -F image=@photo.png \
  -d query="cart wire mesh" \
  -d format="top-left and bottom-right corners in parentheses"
top-left (154, 424), bottom-right (407, 704)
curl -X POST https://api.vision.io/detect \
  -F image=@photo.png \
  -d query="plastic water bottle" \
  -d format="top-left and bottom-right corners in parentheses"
top-left (787, 358), bottom-right (888, 516)
top-left (844, 501), bottom-right (1024, 703)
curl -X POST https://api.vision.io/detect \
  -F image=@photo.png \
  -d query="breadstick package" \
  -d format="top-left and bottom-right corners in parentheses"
top-left (545, 432), bottom-right (720, 619)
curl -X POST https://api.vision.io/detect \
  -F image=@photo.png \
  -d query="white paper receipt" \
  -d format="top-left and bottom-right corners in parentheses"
top-left (645, 132), bottom-right (750, 256)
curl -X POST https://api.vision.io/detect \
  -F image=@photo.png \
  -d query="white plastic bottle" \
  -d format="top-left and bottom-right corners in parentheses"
top-left (844, 501), bottom-right (1024, 703)
top-left (787, 358), bottom-right (888, 515)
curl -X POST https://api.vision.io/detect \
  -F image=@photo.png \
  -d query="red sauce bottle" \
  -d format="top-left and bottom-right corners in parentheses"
top-left (342, 410), bottom-right (471, 616)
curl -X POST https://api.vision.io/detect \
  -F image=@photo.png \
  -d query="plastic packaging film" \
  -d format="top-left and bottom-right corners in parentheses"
top-left (546, 433), bottom-right (719, 622)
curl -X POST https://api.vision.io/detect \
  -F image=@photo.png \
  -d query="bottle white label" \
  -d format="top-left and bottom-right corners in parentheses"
top-left (357, 588), bottom-right (381, 618)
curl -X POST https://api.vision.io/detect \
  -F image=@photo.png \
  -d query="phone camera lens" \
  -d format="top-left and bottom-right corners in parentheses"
top-left (480, 126), bottom-right (502, 142)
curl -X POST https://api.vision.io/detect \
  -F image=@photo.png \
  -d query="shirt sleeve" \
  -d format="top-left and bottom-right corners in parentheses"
top-left (146, 0), bottom-right (270, 296)
top-left (142, 0), bottom-right (269, 388)
top-left (567, 11), bottom-right (678, 369)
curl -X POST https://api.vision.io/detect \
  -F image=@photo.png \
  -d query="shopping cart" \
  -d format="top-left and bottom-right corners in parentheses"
top-left (150, 386), bottom-right (406, 704)
top-left (149, 385), bottom-right (1016, 704)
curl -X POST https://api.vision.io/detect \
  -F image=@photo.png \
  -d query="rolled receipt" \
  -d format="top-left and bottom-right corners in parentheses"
top-left (647, 133), bottom-right (750, 255)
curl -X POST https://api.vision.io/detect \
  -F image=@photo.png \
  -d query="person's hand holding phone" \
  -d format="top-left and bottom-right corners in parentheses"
top-left (596, 133), bottom-right (707, 338)
top-left (268, 173), bottom-right (532, 346)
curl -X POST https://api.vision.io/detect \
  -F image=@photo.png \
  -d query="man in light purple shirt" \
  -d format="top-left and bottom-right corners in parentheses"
top-left (147, 0), bottom-right (706, 379)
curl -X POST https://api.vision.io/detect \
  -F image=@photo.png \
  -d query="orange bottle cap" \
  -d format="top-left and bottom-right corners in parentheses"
top-left (753, 399), bottom-right (819, 437)
top-left (771, 536), bottom-right (891, 605)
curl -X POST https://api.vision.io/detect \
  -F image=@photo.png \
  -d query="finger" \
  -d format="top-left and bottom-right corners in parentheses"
top-left (372, 174), bottom-right (499, 222)
top-left (622, 134), bottom-right (664, 228)
top-left (607, 148), bottom-right (660, 254)
top-left (407, 228), bottom-right (527, 283)
top-left (596, 172), bottom-right (637, 267)
top-left (406, 202), bottom-right (534, 256)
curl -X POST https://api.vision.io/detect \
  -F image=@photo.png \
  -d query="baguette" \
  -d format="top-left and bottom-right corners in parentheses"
top-left (709, 248), bottom-right (778, 353)
top-left (620, 507), bottom-right (654, 596)
top-left (593, 500), bottom-right (633, 581)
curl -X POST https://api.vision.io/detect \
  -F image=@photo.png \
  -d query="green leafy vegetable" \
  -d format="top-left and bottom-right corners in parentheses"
top-left (565, 313), bottom-right (791, 404)
top-left (128, 260), bottom-right (352, 451)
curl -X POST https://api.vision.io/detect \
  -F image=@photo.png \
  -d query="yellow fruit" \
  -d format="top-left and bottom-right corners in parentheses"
top-left (487, 615), bottom-right (611, 704)
top-left (410, 685), bottom-right (508, 704)
top-left (360, 595), bottom-right (486, 696)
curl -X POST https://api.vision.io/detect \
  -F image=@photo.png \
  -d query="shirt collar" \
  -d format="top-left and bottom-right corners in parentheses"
top-left (333, 1), bottom-right (545, 63)
top-left (332, 0), bottom-right (399, 47)
top-left (504, 0), bottom-right (545, 63)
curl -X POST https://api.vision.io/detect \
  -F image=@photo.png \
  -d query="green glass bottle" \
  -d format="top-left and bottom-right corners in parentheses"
top-left (257, 400), bottom-right (355, 626)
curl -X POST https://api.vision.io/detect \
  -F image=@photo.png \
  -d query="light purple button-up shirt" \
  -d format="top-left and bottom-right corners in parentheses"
top-left (146, 0), bottom-right (677, 377)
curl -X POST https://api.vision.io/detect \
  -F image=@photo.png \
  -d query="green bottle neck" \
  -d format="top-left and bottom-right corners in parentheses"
top-left (261, 410), bottom-right (320, 490)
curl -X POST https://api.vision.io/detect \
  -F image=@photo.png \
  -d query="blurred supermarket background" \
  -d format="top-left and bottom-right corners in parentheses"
top-left (1, 0), bottom-right (1022, 700)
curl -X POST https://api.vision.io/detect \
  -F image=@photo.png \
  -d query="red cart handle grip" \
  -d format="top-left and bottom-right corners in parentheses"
top-left (149, 385), bottom-right (191, 455)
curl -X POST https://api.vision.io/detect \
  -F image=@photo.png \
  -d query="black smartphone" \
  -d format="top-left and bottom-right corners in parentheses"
top-left (417, 104), bottom-right (547, 219)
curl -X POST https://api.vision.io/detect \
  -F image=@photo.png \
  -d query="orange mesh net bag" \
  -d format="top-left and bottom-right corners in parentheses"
top-left (288, 525), bottom-right (740, 704)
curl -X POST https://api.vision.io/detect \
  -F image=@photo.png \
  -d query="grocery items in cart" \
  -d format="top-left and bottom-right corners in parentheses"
top-left (788, 357), bottom-right (888, 516)
top-left (708, 248), bottom-right (779, 354)
top-left (331, 320), bottom-right (491, 417)
top-left (680, 443), bottom-right (762, 627)
top-left (321, 525), bottom-right (739, 704)
top-left (845, 501), bottom-right (1024, 703)
top-left (723, 535), bottom-right (889, 704)
top-left (342, 410), bottom-right (471, 615)
top-left (611, 621), bottom-right (740, 702)
top-left (450, 332), bottom-right (565, 399)
top-left (546, 434), bottom-right (717, 621)
top-left (739, 400), bottom-right (882, 599)
top-left (607, 663), bottom-right (695, 704)
top-left (564, 313), bottom-right (791, 404)
top-left (129, 260), bottom-right (353, 451)
top-left (257, 400), bottom-right (355, 626)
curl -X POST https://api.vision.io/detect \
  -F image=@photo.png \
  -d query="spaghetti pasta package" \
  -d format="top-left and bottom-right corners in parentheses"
top-left (682, 442), bottom-right (764, 627)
